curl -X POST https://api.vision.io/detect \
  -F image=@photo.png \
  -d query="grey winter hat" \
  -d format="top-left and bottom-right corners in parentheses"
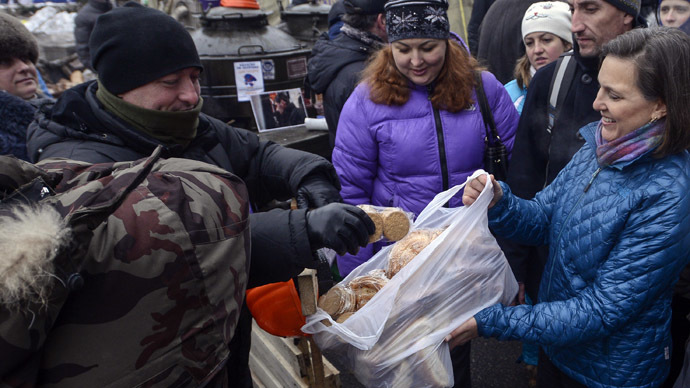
top-left (0, 13), bottom-right (39, 64)
top-left (385, 0), bottom-right (450, 42)
top-left (344, 0), bottom-right (387, 15)
top-left (604, 0), bottom-right (641, 17)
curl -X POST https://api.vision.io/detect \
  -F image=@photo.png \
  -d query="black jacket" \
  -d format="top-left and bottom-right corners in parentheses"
top-left (0, 91), bottom-right (34, 161)
top-left (501, 48), bottom-right (600, 297)
top-left (307, 30), bottom-right (379, 148)
top-left (476, 0), bottom-right (538, 84)
top-left (467, 0), bottom-right (494, 56)
top-left (27, 80), bottom-right (338, 288)
top-left (74, 0), bottom-right (112, 70)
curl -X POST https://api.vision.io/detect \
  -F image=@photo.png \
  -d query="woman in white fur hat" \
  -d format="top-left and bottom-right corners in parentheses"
top-left (504, 1), bottom-right (573, 113)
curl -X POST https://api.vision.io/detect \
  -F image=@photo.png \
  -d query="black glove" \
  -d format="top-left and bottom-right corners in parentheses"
top-left (306, 203), bottom-right (375, 255)
top-left (296, 174), bottom-right (343, 209)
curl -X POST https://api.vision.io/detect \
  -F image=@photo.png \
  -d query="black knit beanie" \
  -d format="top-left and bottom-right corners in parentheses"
top-left (0, 13), bottom-right (39, 64)
top-left (89, 2), bottom-right (202, 95)
top-left (385, 0), bottom-right (450, 42)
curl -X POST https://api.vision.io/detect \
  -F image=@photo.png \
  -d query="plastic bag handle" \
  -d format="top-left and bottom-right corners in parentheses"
top-left (415, 170), bottom-right (493, 225)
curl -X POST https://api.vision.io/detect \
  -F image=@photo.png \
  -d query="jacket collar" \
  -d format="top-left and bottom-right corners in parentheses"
top-left (579, 121), bottom-right (657, 170)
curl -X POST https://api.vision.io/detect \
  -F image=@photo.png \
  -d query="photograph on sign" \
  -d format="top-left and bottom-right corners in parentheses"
top-left (250, 88), bottom-right (307, 132)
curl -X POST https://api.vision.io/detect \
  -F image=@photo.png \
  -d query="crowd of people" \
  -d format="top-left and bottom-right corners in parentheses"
top-left (1, 0), bottom-right (690, 386)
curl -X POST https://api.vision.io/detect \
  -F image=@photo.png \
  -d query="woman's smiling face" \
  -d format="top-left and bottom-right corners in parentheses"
top-left (593, 56), bottom-right (666, 141)
top-left (391, 38), bottom-right (447, 86)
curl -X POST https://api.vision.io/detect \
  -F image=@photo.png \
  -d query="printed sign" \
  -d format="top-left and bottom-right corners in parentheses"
top-left (286, 57), bottom-right (308, 79)
top-left (262, 59), bottom-right (276, 81)
top-left (234, 61), bottom-right (264, 102)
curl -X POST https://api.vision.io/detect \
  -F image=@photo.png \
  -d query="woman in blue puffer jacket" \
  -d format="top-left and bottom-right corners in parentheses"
top-left (331, 0), bottom-right (518, 277)
top-left (447, 28), bottom-right (690, 388)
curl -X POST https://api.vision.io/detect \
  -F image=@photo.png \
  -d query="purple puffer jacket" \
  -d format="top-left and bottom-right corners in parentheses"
top-left (332, 71), bottom-right (519, 275)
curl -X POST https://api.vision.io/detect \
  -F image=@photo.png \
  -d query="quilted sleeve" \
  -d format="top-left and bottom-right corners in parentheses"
top-left (476, 178), bottom-right (690, 346)
top-left (331, 86), bottom-right (377, 206)
top-left (487, 180), bottom-right (556, 247)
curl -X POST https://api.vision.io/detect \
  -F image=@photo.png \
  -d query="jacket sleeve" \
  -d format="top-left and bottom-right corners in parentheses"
top-left (217, 124), bottom-right (340, 210)
top-left (476, 173), bottom-right (690, 347)
top-left (482, 71), bottom-right (519, 160)
top-left (247, 209), bottom-right (314, 288)
top-left (331, 87), bottom-right (377, 206)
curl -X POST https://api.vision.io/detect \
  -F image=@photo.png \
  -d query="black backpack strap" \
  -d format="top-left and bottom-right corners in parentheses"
top-left (474, 71), bottom-right (499, 145)
top-left (547, 51), bottom-right (577, 133)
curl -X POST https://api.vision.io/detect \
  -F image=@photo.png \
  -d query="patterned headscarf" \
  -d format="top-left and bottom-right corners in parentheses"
top-left (385, 0), bottom-right (450, 42)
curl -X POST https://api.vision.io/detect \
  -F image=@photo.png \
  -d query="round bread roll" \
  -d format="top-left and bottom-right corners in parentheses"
top-left (317, 285), bottom-right (355, 318)
top-left (335, 311), bottom-right (354, 323)
top-left (382, 208), bottom-right (410, 241)
top-left (358, 205), bottom-right (384, 243)
top-left (387, 230), bottom-right (433, 278)
top-left (350, 274), bottom-right (388, 310)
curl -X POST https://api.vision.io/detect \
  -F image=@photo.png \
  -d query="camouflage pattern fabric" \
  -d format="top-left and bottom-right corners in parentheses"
top-left (0, 149), bottom-right (250, 387)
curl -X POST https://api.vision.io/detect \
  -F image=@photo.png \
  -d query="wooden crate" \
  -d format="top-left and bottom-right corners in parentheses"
top-left (249, 321), bottom-right (340, 388)
top-left (250, 269), bottom-right (340, 388)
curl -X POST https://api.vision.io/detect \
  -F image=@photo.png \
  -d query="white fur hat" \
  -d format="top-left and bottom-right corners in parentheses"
top-left (521, 1), bottom-right (573, 44)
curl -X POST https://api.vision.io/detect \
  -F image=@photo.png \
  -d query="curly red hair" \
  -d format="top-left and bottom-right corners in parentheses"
top-left (361, 39), bottom-right (482, 113)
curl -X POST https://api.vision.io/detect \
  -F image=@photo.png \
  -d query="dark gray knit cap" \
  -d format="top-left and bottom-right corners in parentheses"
top-left (385, 0), bottom-right (450, 42)
top-left (344, 0), bottom-right (387, 15)
top-left (0, 13), bottom-right (39, 64)
top-left (605, 0), bottom-right (641, 17)
top-left (89, 2), bottom-right (202, 94)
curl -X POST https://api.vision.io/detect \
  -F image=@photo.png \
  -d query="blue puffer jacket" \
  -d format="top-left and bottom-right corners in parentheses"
top-left (332, 71), bottom-right (519, 275)
top-left (476, 121), bottom-right (690, 388)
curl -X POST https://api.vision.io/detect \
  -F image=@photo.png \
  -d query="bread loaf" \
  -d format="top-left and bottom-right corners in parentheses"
top-left (386, 229), bottom-right (443, 278)
top-left (317, 285), bottom-right (355, 318)
top-left (381, 208), bottom-right (410, 241)
top-left (350, 271), bottom-right (389, 310)
top-left (358, 204), bottom-right (384, 243)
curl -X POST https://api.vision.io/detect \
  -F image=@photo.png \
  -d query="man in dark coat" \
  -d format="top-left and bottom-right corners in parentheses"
top-left (273, 91), bottom-right (306, 127)
top-left (27, 4), bottom-right (374, 387)
top-left (74, 0), bottom-right (112, 70)
top-left (307, 0), bottom-right (387, 148)
top-left (466, 0), bottom-right (494, 56)
top-left (475, 0), bottom-right (538, 84)
top-left (504, 0), bottom-right (644, 306)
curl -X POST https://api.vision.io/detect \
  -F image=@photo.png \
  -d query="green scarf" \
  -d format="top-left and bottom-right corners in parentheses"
top-left (96, 80), bottom-right (202, 146)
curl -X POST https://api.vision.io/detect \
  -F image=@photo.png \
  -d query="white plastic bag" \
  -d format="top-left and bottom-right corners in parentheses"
top-left (302, 170), bottom-right (518, 388)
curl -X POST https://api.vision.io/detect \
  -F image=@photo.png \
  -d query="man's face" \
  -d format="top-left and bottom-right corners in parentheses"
top-left (569, 0), bottom-right (634, 57)
top-left (0, 57), bottom-right (38, 100)
top-left (119, 67), bottom-right (201, 111)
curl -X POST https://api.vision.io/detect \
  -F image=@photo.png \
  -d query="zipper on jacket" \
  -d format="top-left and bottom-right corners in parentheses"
top-left (428, 85), bottom-right (449, 195)
top-left (546, 167), bottom-right (602, 296)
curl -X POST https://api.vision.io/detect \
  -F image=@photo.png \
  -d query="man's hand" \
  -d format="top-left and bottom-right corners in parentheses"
top-left (462, 174), bottom-right (502, 208)
top-left (296, 174), bottom-right (343, 209)
top-left (445, 317), bottom-right (479, 349)
top-left (306, 203), bottom-right (375, 255)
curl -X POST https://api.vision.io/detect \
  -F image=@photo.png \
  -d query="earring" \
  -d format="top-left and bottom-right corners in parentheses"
top-left (649, 115), bottom-right (659, 124)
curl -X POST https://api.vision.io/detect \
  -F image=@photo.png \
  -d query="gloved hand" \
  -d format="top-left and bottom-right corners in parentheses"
top-left (306, 203), bottom-right (375, 255)
top-left (296, 174), bottom-right (343, 209)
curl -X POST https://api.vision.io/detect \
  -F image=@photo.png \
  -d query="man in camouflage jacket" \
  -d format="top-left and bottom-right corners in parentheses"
top-left (0, 149), bottom-right (250, 386)
top-left (23, 4), bottom-right (374, 387)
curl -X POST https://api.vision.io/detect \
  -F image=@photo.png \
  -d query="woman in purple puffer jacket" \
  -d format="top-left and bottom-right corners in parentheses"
top-left (332, 0), bottom-right (519, 277)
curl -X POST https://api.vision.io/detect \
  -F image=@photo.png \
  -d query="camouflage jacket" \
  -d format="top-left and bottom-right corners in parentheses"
top-left (0, 149), bottom-right (250, 387)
